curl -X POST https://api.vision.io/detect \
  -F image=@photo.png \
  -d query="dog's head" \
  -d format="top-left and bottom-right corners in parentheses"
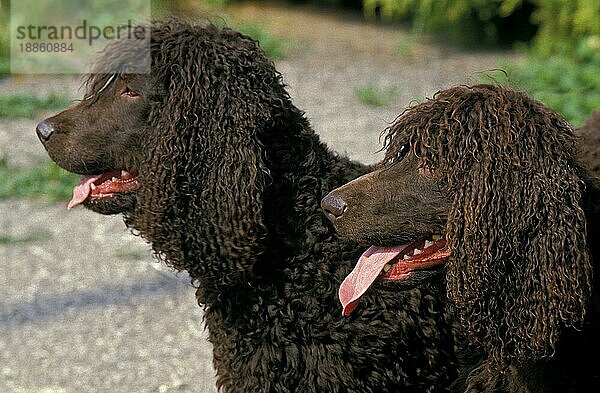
top-left (36, 20), bottom-right (295, 279)
top-left (323, 84), bottom-right (593, 366)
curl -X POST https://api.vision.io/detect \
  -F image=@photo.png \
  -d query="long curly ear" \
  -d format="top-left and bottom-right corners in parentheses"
top-left (131, 22), bottom-right (283, 282)
top-left (390, 85), bottom-right (593, 368)
top-left (443, 86), bottom-right (592, 367)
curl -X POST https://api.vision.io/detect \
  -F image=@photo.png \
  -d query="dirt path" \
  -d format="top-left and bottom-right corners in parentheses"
top-left (0, 4), bottom-right (515, 392)
top-left (227, 2), bottom-right (518, 163)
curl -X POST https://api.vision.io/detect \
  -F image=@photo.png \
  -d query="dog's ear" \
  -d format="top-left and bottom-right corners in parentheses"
top-left (134, 24), bottom-right (280, 283)
top-left (438, 89), bottom-right (593, 367)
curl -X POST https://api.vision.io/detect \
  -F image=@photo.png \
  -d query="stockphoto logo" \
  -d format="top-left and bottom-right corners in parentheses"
top-left (10, 0), bottom-right (151, 74)
top-left (15, 20), bottom-right (147, 47)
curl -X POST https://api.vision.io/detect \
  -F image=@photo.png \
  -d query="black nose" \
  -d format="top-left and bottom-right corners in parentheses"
top-left (36, 120), bottom-right (55, 142)
top-left (321, 193), bottom-right (347, 220)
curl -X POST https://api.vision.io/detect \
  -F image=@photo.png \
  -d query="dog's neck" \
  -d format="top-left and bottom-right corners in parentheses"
top-left (257, 118), bottom-right (367, 272)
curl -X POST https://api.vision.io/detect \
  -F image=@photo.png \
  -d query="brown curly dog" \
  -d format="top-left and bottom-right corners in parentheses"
top-left (323, 85), bottom-right (600, 392)
top-left (36, 19), bottom-right (458, 393)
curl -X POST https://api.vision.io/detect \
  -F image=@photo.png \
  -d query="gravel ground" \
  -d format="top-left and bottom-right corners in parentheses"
top-left (0, 4), bottom-right (516, 392)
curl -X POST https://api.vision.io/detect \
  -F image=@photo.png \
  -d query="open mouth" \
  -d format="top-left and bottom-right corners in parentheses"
top-left (68, 170), bottom-right (140, 209)
top-left (339, 235), bottom-right (449, 316)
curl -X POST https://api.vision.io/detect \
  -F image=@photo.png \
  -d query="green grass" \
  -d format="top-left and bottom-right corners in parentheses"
top-left (0, 94), bottom-right (71, 119)
top-left (396, 35), bottom-right (418, 58)
top-left (0, 158), bottom-right (78, 202)
top-left (500, 37), bottom-right (600, 127)
top-left (0, 232), bottom-right (52, 245)
top-left (355, 85), bottom-right (400, 107)
top-left (236, 22), bottom-right (294, 61)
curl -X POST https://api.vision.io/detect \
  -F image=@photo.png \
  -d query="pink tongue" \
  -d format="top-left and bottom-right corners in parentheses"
top-left (68, 174), bottom-right (103, 209)
top-left (339, 244), bottom-right (409, 316)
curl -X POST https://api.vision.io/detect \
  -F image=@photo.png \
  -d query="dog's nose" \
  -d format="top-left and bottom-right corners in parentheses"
top-left (36, 120), bottom-right (55, 142)
top-left (321, 193), bottom-right (347, 220)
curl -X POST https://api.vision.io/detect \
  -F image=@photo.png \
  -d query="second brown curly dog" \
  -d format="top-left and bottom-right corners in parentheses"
top-left (323, 85), bottom-right (600, 392)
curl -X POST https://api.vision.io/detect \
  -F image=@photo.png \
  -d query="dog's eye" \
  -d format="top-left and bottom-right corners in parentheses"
top-left (391, 144), bottom-right (409, 163)
top-left (121, 87), bottom-right (139, 98)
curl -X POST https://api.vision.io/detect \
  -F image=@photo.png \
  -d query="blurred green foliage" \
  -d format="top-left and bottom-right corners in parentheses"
top-left (362, 0), bottom-right (599, 54)
top-left (363, 0), bottom-right (529, 45)
top-left (0, 158), bottom-right (78, 202)
top-left (0, 94), bottom-right (71, 118)
top-left (530, 0), bottom-right (600, 57)
top-left (503, 36), bottom-right (600, 126)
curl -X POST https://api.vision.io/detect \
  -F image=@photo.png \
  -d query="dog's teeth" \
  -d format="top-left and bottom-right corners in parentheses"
top-left (424, 240), bottom-right (433, 248)
top-left (432, 234), bottom-right (442, 241)
top-left (90, 183), bottom-right (96, 190)
top-left (383, 264), bottom-right (392, 272)
top-left (121, 170), bottom-right (129, 177)
top-left (413, 248), bottom-right (422, 255)
top-left (111, 176), bottom-right (118, 181)
top-left (403, 254), bottom-right (411, 260)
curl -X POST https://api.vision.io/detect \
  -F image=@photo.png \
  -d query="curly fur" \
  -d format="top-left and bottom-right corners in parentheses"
top-left (324, 85), bottom-right (600, 391)
top-left (37, 20), bottom-right (457, 392)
